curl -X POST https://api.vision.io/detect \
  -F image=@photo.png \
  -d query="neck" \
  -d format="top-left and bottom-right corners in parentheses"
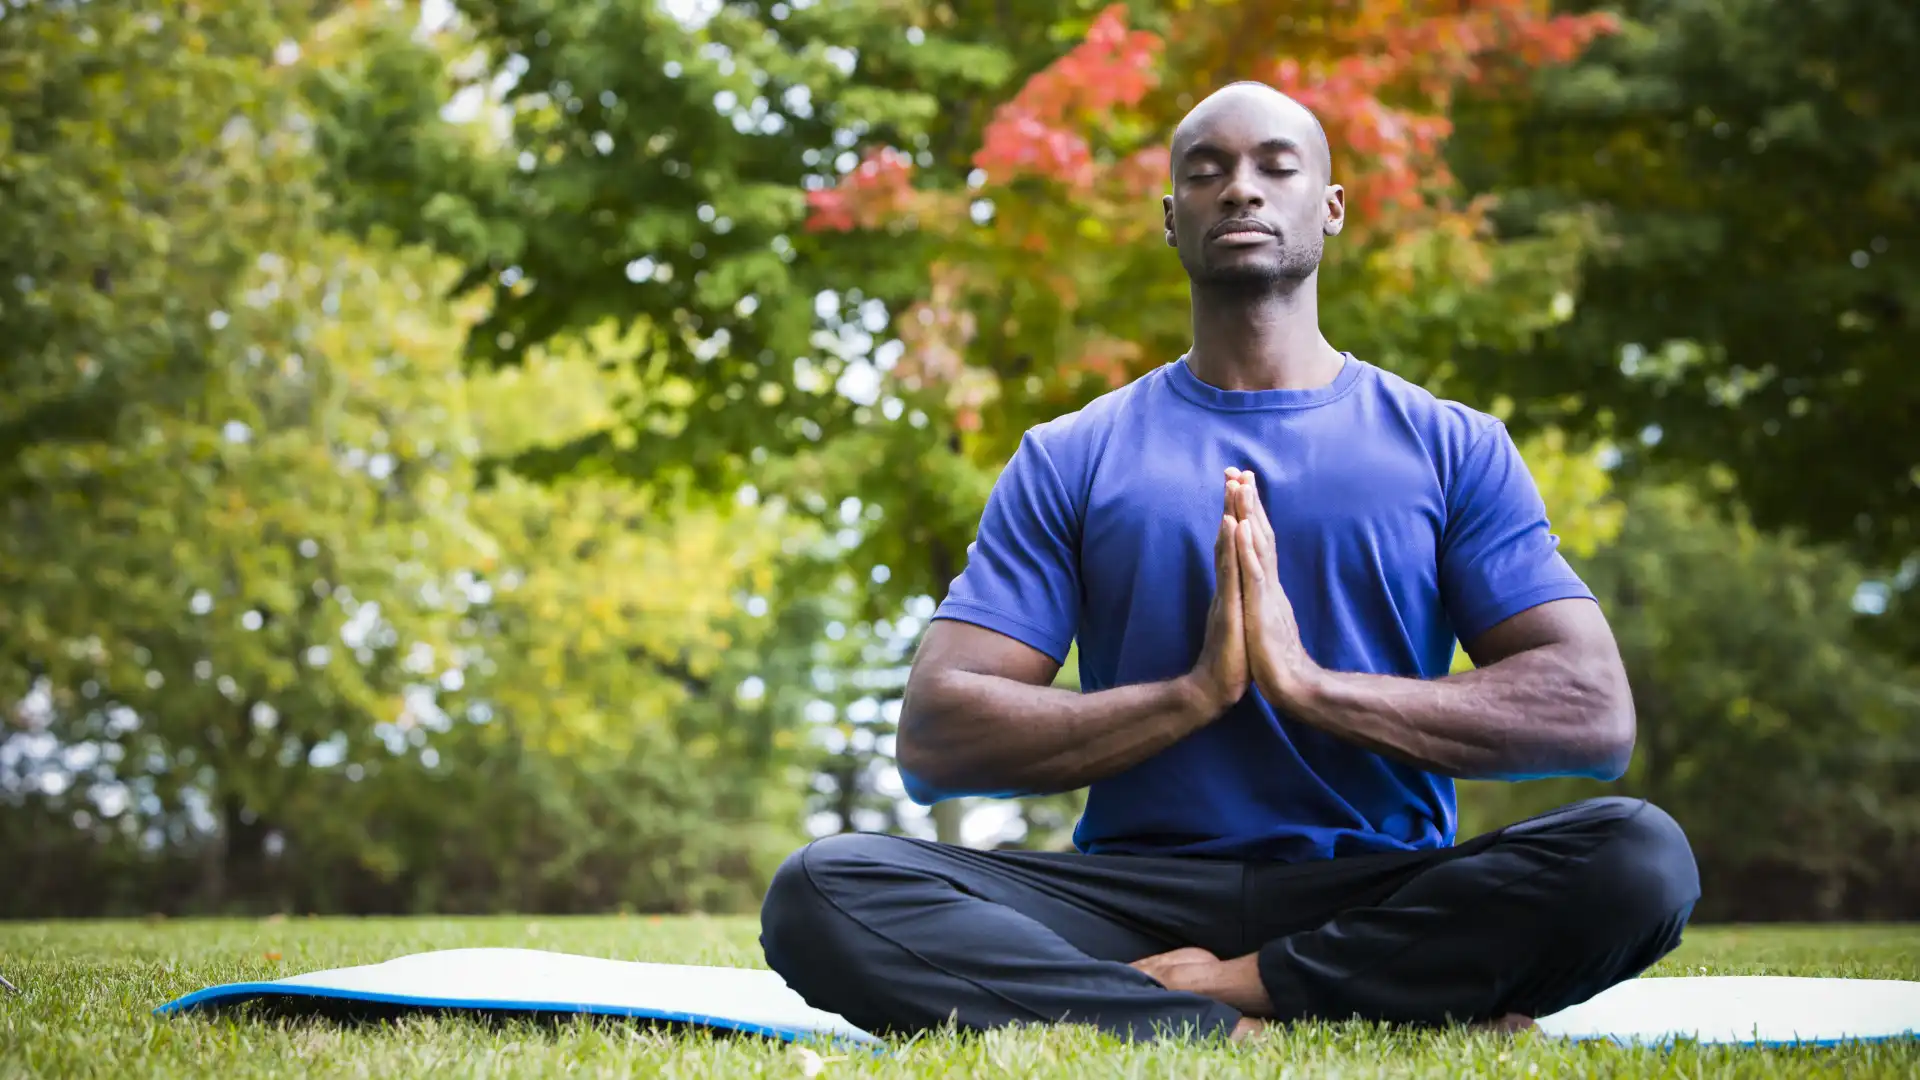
top-left (1184, 272), bottom-right (1342, 391)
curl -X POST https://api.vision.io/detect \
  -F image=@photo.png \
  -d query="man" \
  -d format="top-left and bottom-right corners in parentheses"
top-left (759, 81), bottom-right (1698, 1042)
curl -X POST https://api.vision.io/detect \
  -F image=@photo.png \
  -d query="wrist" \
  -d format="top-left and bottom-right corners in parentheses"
top-left (1270, 658), bottom-right (1328, 718)
top-left (1175, 671), bottom-right (1232, 724)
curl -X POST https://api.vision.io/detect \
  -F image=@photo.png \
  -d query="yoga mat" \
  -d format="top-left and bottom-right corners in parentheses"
top-left (157, 948), bottom-right (1920, 1047)
top-left (155, 948), bottom-right (881, 1046)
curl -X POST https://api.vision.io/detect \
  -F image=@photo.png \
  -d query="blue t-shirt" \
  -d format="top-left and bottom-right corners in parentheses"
top-left (924, 354), bottom-right (1596, 862)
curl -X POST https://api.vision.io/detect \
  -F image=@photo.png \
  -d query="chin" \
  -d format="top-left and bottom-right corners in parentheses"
top-left (1195, 261), bottom-right (1293, 289)
top-left (1193, 246), bottom-right (1321, 288)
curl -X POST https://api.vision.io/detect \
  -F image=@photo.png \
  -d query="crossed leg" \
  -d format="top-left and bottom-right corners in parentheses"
top-left (758, 833), bottom-right (1250, 1041)
top-left (759, 797), bottom-right (1699, 1041)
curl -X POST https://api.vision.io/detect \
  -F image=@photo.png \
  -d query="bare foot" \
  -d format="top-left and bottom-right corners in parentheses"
top-left (1130, 947), bottom-right (1275, 1018)
top-left (1230, 1016), bottom-right (1268, 1041)
top-left (1473, 1013), bottom-right (1536, 1034)
top-left (1130, 946), bottom-right (1224, 991)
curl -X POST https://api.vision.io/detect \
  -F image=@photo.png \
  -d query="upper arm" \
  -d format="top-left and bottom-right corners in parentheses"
top-left (910, 618), bottom-right (1061, 689)
top-left (1439, 422), bottom-right (1597, 644)
top-left (1461, 596), bottom-right (1618, 671)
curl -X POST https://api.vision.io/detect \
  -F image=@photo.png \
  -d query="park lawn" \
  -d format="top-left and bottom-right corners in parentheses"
top-left (1, 917), bottom-right (1916, 1078)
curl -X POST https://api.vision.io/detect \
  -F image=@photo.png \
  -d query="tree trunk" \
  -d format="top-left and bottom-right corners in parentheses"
top-left (931, 799), bottom-right (967, 846)
top-left (832, 760), bottom-right (860, 833)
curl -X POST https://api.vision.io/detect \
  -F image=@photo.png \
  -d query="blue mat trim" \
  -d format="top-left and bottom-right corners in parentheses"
top-left (154, 982), bottom-right (874, 1046)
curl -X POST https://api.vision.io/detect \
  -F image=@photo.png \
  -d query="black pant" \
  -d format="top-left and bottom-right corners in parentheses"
top-left (759, 796), bottom-right (1700, 1041)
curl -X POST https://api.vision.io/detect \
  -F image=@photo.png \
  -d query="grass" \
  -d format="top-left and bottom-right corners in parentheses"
top-left (2, 917), bottom-right (1916, 1077)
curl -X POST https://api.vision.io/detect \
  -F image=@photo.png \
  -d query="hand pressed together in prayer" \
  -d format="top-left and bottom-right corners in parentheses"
top-left (1228, 466), bottom-right (1323, 709)
top-left (1189, 467), bottom-right (1325, 717)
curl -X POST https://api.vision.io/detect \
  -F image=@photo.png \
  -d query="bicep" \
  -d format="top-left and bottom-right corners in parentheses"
top-left (910, 618), bottom-right (1061, 690)
top-left (1461, 597), bottom-right (1619, 670)
top-left (898, 619), bottom-right (1061, 781)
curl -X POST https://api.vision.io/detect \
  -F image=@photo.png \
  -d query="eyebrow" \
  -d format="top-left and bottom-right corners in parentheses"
top-left (1181, 137), bottom-right (1305, 160)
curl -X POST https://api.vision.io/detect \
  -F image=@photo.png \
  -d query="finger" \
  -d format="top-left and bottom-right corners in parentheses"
top-left (1214, 513), bottom-right (1230, 565)
top-left (1225, 478), bottom-right (1242, 519)
top-left (1236, 518), bottom-right (1264, 597)
top-left (1242, 474), bottom-right (1279, 562)
top-left (1241, 471), bottom-right (1273, 528)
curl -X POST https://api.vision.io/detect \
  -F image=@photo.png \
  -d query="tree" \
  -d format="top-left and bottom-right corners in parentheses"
top-left (1447, 0), bottom-right (1920, 616)
top-left (0, 2), bottom-right (809, 916)
top-left (0, 0), bottom-right (310, 480)
top-left (0, 227), bottom-right (812, 916)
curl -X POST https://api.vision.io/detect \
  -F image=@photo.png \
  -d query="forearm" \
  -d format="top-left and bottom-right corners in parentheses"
top-left (897, 671), bottom-right (1218, 801)
top-left (1283, 645), bottom-right (1635, 781)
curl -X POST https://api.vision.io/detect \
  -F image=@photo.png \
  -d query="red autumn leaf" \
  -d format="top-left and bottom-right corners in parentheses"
top-left (970, 4), bottom-right (1163, 190)
top-left (804, 147), bottom-right (919, 232)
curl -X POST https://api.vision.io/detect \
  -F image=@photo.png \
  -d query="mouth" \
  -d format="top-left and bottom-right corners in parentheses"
top-left (1206, 219), bottom-right (1278, 246)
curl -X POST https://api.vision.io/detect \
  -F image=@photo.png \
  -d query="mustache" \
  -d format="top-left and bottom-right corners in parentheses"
top-left (1207, 218), bottom-right (1278, 240)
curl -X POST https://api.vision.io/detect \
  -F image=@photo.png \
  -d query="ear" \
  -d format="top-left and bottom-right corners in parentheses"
top-left (1163, 193), bottom-right (1176, 248)
top-left (1322, 184), bottom-right (1346, 237)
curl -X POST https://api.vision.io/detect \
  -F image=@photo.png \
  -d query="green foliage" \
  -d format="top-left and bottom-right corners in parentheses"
top-left (1460, 485), bottom-right (1920, 921)
top-left (1451, 0), bottom-right (1920, 584)
top-left (0, 225), bottom-right (808, 915)
top-left (0, 0), bottom-right (311, 474)
top-left (0, 2), bottom-right (807, 917)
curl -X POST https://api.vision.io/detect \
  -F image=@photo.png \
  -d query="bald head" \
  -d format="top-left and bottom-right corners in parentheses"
top-left (1171, 81), bottom-right (1334, 184)
top-left (1160, 79), bottom-right (1347, 292)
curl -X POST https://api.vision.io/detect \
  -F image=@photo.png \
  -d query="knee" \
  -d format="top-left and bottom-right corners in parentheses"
top-left (760, 833), bottom-right (901, 961)
top-left (1584, 799), bottom-right (1700, 931)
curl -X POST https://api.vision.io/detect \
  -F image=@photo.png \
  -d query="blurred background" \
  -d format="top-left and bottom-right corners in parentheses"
top-left (2, 0), bottom-right (1914, 924)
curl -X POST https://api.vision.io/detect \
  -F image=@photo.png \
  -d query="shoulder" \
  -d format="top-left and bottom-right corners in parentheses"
top-left (1355, 362), bottom-right (1509, 480)
top-left (1017, 362), bottom-right (1175, 476)
top-left (1360, 362), bottom-right (1502, 446)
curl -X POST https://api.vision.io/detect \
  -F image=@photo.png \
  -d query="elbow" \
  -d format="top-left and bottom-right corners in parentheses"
top-left (894, 702), bottom-right (959, 806)
top-left (1585, 736), bottom-right (1634, 782)
top-left (1533, 657), bottom-right (1635, 782)
top-left (898, 763), bottom-right (946, 807)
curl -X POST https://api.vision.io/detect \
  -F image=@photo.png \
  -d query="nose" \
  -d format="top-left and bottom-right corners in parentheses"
top-left (1218, 161), bottom-right (1265, 212)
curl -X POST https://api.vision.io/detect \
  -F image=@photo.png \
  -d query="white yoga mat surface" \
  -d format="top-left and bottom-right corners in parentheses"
top-left (1534, 974), bottom-right (1920, 1046)
top-left (157, 948), bottom-right (1920, 1048)
top-left (156, 948), bottom-right (881, 1046)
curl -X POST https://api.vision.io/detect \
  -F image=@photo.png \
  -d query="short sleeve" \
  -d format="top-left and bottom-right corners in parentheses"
top-left (931, 432), bottom-right (1081, 663)
top-left (1439, 422), bottom-right (1596, 643)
